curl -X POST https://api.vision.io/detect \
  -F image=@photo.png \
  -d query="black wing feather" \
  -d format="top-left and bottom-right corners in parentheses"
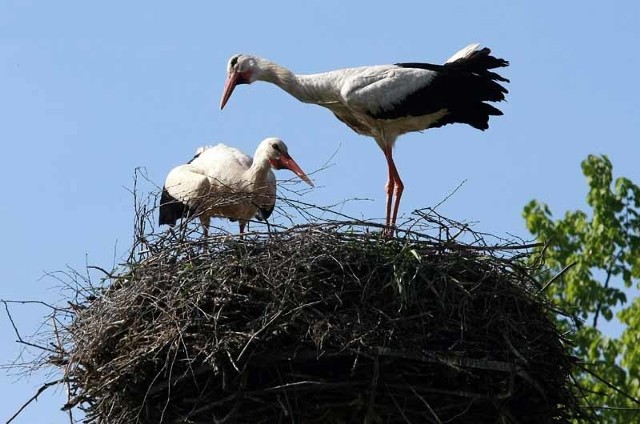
top-left (255, 204), bottom-right (275, 221)
top-left (373, 48), bottom-right (509, 130)
top-left (158, 187), bottom-right (196, 226)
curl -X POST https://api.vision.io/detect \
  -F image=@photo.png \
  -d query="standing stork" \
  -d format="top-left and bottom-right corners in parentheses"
top-left (219, 44), bottom-right (509, 233)
top-left (159, 137), bottom-right (313, 236)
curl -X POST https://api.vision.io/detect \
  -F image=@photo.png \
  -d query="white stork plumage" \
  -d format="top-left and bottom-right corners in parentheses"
top-left (158, 137), bottom-right (313, 236)
top-left (219, 44), bottom-right (509, 233)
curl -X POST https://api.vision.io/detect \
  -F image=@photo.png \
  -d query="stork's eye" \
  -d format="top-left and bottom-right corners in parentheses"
top-left (230, 56), bottom-right (239, 68)
top-left (271, 143), bottom-right (281, 152)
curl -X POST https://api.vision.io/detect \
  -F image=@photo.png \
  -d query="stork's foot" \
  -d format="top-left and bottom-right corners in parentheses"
top-left (382, 225), bottom-right (397, 239)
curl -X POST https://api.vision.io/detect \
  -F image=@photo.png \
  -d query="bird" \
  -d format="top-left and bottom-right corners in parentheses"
top-left (219, 44), bottom-right (509, 234)
top-left (158, 137), bottom-right (313, 236)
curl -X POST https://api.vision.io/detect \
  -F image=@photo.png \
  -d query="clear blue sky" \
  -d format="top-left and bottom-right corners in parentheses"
top-left (1, 1), bottom-right (639, 422)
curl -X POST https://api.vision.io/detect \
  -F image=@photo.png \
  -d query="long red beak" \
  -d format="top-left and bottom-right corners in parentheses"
top-left (275, 154), bottom-right (314, 187)
top-left (220, 72), bottom-right (240, 110)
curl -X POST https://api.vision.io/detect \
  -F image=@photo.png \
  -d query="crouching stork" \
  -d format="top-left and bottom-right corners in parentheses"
top-left (159, 137), bottom-right (313, 236)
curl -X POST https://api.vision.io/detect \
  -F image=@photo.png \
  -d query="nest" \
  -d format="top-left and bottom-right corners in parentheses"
top-left (45, 210), bottom-right (584, 424)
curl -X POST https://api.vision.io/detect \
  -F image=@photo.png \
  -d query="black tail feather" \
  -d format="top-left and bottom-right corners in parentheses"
top-left (432, 102), bottom-right (504, 131)
top-left (442, 47), bottom-right (510, 102)
top-left (390, 46), bottom-right (509, 129)
top-left (158, 187), bottom-right (194, 226)
top-left (447, 47), bottom-right (510, 80)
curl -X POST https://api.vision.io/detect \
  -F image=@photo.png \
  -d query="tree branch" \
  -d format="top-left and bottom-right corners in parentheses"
top-left (5, 379), bottom-right (64, 424)
top-left (592, 250), bottom-right (622, 329)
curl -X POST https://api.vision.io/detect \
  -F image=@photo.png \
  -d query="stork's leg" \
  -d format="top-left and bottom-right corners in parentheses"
top-left (382, 146), bottom-right (404, 231)
top-left (390, 171), bottom-right (404, 228)
top-left (384, 156), bottom-right (396, 228)
top-left (199, 215), bottom-right (210, 238)
top-left (239, 220), bottom-right (246, 238)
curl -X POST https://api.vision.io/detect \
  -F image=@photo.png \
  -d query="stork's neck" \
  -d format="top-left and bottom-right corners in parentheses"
top-left (244, 154), bottom-right (272, 187)
top-left (254, 58), bottom-right (339, 104)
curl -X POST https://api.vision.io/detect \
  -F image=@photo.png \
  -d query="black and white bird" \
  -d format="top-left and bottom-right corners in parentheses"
top-left (159, 137), bottom-right (313, 236)
top-left (219, 44), bottom-right (509, 233)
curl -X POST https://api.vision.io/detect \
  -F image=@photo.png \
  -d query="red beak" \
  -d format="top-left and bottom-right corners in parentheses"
top-left (220, 71), bottom-right (240, 110)
top-left (273, 154), bottom-right (314, 187)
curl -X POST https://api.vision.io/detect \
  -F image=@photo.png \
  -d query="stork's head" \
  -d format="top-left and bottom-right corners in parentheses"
top-left (258, 137), bottom-right (314, 187)
top-left (220, 54), bottom-right (260, 109)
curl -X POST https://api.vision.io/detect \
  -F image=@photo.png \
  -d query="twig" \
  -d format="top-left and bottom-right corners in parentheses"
top-left (51, 316), bottom-right (74, 424)
top-left (431, 180), bottom-right (467, 212)
top-left (539, 261), bottom-right (577, 293)
top-left (1, 301), bottom-right (58, 353)
top-left (592, 251), bottom-right (622, 328)
top-left (577, 362), bottom-right (640, 406)
top-left (406, 382), bottom-right (442, 424)
top-left (86, 266), bottom-right (115, 279)
top-left (6, 379), bottom-right (64, 424)
top-left (236, 311), bottom-right (283, 363)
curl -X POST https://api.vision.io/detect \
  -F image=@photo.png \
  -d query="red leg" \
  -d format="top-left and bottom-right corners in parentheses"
top-left (390, 169), bottom-right (404, 228)
top-left (382, 146), bottom-right (404, 232)
top-left (199, 215), bottom-right (210, 238)
top-left (384, 153), bottom-right (396, 228)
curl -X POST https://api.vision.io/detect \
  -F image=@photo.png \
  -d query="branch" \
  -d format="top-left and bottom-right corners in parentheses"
top-left (51, 316), bottom-right (74, 424)
top-left (5, 379), bottom-right (64, 424)
top-left (1, 300), bottom-right (58, 354)
top-left (540, 261), bottom-right (577, 293)
top-left (592, 250), bottom-right (622, 329)
top-left (577, 362), bottom-right (640, 406)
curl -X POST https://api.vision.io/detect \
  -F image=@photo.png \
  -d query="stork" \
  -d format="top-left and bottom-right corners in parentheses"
top-left (158, 137), bottom-right (313, 236)
top-left (220, 44), bottom-right (509, 234)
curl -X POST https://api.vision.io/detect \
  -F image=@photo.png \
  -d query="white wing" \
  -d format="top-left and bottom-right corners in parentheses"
top-left (192, 143), bottom-right (252, 169)
top-left (164, 164), bottom-right (210, 208)
top-left (338, 65), bottom-right (438, 116)
top-left (190, 143), bottom-right (254, 189)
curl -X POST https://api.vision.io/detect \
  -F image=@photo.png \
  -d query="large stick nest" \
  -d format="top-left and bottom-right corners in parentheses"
top-left (49, 209), bottom-right (583, 424)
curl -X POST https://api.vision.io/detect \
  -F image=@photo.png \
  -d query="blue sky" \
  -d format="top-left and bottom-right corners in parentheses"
top-left (1, 1), bottom-right (639, 422)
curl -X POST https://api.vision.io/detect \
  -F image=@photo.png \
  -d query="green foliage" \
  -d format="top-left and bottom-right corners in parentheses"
top-left (523, 155), bottom-right (640, 422)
